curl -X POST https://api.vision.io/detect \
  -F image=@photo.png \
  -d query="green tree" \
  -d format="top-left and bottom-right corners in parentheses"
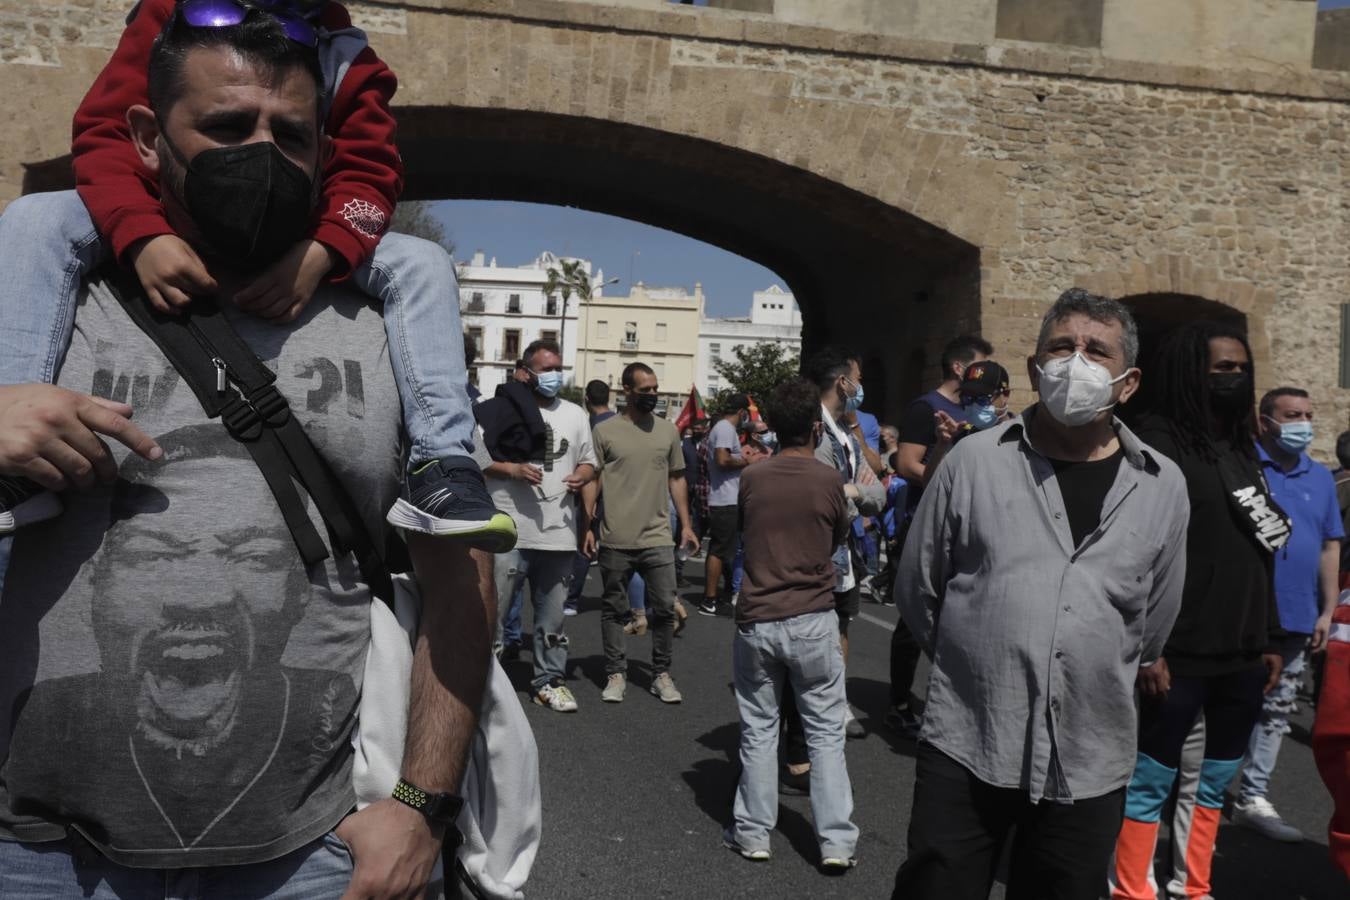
top-left (712, 342), bottom-right (800, 409)
top-left (543, 259), bottom-right (592, 354)
top-left (558, 383), bottom-right (585, 406)
top-left (389, 200), bottom-right (454, 255)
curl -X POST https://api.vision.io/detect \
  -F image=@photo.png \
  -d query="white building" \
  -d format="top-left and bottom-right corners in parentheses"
top-left (695, 285), bottom-right (803, 397)
top-left (457, 250), bottom-right (607, 394)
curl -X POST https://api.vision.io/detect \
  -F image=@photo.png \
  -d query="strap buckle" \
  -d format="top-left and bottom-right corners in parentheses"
top-left (220, 395), bottom-right (263, 440)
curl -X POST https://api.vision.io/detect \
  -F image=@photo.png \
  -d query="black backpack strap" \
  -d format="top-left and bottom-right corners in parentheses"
top-left (106, 268), bottom-right (397, 605)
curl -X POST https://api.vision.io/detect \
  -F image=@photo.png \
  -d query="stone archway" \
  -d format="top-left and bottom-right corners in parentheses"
top-left (1078, 256), bottom-right (1277, 392)
top-left (398, 106), bottom-right (983, 420)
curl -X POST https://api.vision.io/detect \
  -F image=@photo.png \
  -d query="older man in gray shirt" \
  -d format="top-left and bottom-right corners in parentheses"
top-left (891, 289), bottom-right (1190, 900)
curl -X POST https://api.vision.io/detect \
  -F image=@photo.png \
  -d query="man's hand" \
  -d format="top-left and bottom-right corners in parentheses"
top-left (1136, 657), bottom-right (1171, 698)
top-left (679, 526), bottom-right (699, 556)
top-left (336, 798), bottom-right (443, 900)
top-left (235, 239), bottom-right (336, 324)
top-left (1262, 652), bottom-right (1284, 694)
top-left (562, 467), bottom-right (592, 493)
top-left (128, 234), bottom-right (217, 314)
top-left (0, 384), bottom-right (162, 490)
top-left (934, 411), bottom-right (960, 445)
top-left (582, 530), bottom-right (598, 559)
top-left (1314, 612), bottom-right (1333, 652)
top-left (510, 463), bottom-right (544, 485)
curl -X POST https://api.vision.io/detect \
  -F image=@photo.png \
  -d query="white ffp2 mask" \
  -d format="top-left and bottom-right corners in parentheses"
top-left (1036, 352), bottom-right (1126, 427)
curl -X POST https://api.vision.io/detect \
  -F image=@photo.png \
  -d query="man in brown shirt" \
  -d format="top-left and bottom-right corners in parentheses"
top-left (723, 378), bottom-right (859, 870)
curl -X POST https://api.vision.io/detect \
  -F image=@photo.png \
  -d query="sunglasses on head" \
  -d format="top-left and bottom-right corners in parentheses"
top-left (178, 0), bottom-right (319, 48)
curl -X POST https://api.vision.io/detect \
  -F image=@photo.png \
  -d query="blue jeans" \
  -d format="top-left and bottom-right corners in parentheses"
top-left (500, 578), bottom-right (526, 647)
top-left (1239, 634), bottom-right (1310, 802)
top-left (628, 572), bottom-right (647, 612)
top-left (0, 191), bottom-right (474, 470)
top-left (729, 610), bottom-right (857, 859)
top-left (0, 832), bottom-right (354, 898)
top-left (494, 548), bottom-right (574, 689)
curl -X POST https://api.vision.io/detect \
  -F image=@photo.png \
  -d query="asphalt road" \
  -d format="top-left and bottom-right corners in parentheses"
top-left (501, 558), bottom-right (1347, 900)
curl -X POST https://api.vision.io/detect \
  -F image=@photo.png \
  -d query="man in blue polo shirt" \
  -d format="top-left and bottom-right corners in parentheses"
top-left (1235, 386), bottom-right (1344, 842)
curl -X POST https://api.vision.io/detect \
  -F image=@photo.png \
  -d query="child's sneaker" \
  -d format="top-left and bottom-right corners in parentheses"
top-left (385, 457), bottom-right (517, 552)
top-left (0, 476), bottom-right (62, 535)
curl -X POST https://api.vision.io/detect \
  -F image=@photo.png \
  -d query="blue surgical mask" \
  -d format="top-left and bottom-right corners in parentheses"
top-left (843, 379), bottom-right (864, 413)
top-left (1271, 419), bottom-right (1313, 454)
top-left (965, 400), bottom-right (999, 430)
top-left (533, 370), bottom-right (564, 398)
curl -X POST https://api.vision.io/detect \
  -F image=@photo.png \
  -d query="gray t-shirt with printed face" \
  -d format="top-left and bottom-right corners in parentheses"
top-left (0, 277), bottom-right (402, 868)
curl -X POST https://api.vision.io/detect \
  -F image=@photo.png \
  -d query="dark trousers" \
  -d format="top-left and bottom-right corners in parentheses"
top-left (888, 520), bottom-right (923, 708)
top-left (1137, 665), bottom-right (1267, 767)
top-left (889, 617), bottom-right (923, 708)
top-left (893, 743), bottom-right (1125, 900)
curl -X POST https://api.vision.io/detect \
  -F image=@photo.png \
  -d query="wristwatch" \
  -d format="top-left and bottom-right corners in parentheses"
top-left (392, 778), bottom-right (465, 829)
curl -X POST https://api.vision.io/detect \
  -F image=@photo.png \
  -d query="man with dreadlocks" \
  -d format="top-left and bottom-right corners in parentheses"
top-left (1110, 321), bottom-right (1291, 900)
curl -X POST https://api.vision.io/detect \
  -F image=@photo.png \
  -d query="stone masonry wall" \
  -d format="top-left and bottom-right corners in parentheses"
top-left (1, 0), bottom-right (1348, 450)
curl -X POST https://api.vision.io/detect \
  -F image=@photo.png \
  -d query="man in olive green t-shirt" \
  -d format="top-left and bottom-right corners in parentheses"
top-left (584, 363), bottom-right (700, 705)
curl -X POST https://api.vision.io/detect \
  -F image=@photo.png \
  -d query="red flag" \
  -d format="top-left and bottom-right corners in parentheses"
top-left (675, 386), bottom-right (707, 431)
top-left (746, 395), bottom-right (763, 423)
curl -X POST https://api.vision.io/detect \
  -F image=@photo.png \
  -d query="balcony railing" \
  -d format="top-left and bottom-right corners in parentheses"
top-left (464, 299), bottom-right (485, 313)
top-left (621, 339), bottom-right (639, 351)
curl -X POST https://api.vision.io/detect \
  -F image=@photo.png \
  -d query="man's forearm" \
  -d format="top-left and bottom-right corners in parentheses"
top-left (1322, 542), bottom-right (1342, 617)
top-left (402, 537), bottom-right (495, 793)
top-left (669, 477), bottom-right (693, 531)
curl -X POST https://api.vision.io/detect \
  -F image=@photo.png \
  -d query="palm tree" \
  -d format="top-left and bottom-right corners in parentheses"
top-left (543, 259), bottom-right (592, 354)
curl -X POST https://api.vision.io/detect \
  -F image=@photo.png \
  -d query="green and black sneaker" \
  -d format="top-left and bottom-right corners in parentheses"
top-left (385, 457), bottom-right (517, 552)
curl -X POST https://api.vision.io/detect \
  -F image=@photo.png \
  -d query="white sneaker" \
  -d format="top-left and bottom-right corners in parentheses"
top-left (1232, 796), bottom-right (1303, 842)
top-left (650, 672), bottom-right (683, 704)
top-left (820, 855), bottom-right (857, 871)
top-left (844, 705), bottom-right (865, 739)
top-left (722, 837), bottom-right (771, 861)
top-left (534, 680), bottom-right (578, 712)
top-left (601, 673), bottom-right (627, 703)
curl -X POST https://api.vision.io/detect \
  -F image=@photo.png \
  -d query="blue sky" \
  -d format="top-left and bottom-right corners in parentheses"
top-left (1322, 0), bottom-right (1350, 8)
top-left (429, 200), bottom-right (785, 318)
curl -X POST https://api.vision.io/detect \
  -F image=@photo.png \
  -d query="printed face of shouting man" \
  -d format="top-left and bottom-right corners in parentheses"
top-left (94, 440), bottom-right (309, 758)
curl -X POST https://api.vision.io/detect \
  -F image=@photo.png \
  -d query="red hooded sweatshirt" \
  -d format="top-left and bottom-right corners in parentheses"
top-left (71, 0), bottom-right (402, 277)
top-left (1314, 586), bottom-right (1350, 880)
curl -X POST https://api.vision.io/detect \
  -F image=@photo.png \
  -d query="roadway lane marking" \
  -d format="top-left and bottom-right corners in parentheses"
top-left (857, 611), bottom-right (895, 632)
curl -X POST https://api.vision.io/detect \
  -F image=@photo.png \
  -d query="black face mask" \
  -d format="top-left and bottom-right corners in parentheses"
top-left (163, 134), bottom-right (315, 268)
top-left (1208, 371), bottom-right (1253, 415)
top-left (632, 394), bottom-right (659, 414)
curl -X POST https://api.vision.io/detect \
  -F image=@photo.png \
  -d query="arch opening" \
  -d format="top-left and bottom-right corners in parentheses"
top-left (397, 106), bottom-right (981, 421)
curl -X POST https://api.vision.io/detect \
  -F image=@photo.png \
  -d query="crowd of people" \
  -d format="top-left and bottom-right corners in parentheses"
top-left (466, 292), bottom-right (1350, 897)
top-left (0, 1), bottom-right (1348, 899)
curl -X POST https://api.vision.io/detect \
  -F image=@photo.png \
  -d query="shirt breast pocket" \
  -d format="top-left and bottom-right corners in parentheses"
top-left (1099, 528), bottom-right (1159, 615)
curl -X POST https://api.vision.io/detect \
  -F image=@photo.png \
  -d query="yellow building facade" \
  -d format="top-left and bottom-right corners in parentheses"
top-left (574, 283), bottom-right (704, 410)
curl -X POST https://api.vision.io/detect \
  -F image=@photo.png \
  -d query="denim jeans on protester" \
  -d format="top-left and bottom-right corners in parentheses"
top-left (628, 571), bottom-right (647, 612)
top-left (729, 609), bottom-right (857, 860)
top-left (1239, 634), bottom-right (1311, 802)
top-left (500, 578), bottom-right (526, 647)
top-left (493, 548), bottom-right (575, 689)
top-left (731, 543), bottom-right (744, 595)
top-left (0, 191), bottom-right (476, 474)
top-left (0, 832), bottom-right (358, 899)
top-left (599, 545), bottom-right (677, 676)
